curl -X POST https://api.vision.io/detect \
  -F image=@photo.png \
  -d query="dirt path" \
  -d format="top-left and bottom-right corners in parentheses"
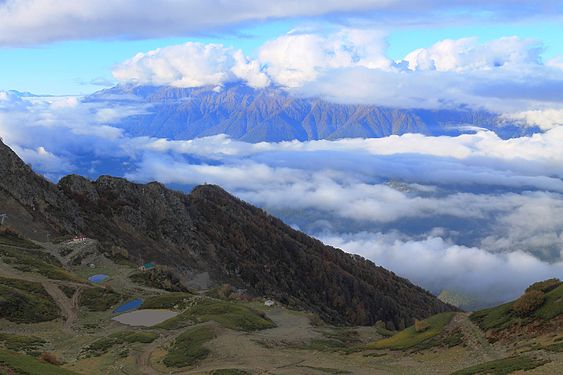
top-left (450, 312), bottom-right (501, 361)
top-left (41, 281), bottom-right (81, 332)
top-left (135, 333), bottom-right (171, 375)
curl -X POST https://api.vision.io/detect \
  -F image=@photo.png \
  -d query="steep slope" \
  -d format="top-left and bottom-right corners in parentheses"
top-left (88, 83), bottom-right (534, 142)
top-left (0, 140), bottom-right (455, 327)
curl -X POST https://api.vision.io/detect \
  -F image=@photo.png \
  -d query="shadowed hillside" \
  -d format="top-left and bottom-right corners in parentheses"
top-left (0, 139), bottom-right (455, 327)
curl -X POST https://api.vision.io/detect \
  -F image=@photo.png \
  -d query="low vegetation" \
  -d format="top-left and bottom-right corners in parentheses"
top-left (140, 292), bottom-right (193, 309)
top-left (0, 228), bottom-right (41, 249)
top-left (157, 298), bottom-right (276, 331)
top-left (82, 330), bottom-right (158, 357)
top-left (512, 290), bottom-right (545, 316)
top-left (368, 312), bottom-right (455, 350)
top-left (0, 242), bottom-right (81, 282)
top-left (163, 325), bottom-right (215, 368)
top-left (0, 277), bottom-right (60, 323)
top-left (0, 349), bottom-right (79, 375)
top-left (471, 280), bottom-right (563, 331)
top-left (0, 334), bottom-right (46, 354)
top-left (451, 355), bottom-right (549, 375)
top-left (79, 286), bottom-right (121, 311)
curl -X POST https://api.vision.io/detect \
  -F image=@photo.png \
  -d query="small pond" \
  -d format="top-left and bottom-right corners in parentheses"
top-left (112, 309), bottom-right (178, 327)
top-left (88, 274), bottom-right (109, 283)
top-left (113, 298), bottom-right (143, 314)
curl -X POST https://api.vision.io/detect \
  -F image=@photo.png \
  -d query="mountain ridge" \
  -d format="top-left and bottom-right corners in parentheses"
top-left (0, 138), bottom-right (455, 328)
top-left (88, 83), bottom-right (537, 142)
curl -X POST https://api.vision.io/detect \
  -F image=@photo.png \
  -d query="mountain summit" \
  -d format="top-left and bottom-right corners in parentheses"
top-left (0, 139), bottom-right (455, 328)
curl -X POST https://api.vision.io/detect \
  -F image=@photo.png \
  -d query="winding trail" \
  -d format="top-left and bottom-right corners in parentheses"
top-left (450, 312), bottom-right (501, 361)
top-left (41, 281), bottom-right (81, 332)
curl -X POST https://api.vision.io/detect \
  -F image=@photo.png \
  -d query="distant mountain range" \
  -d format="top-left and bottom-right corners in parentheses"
top-left (87, 83), bottom-right (538, 142)
top-left (0, 138), bottom-right (455, 328)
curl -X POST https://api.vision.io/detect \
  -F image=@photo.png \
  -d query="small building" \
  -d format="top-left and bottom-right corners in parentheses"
top-left (139, 262), bottom-right (156, 271)
top-left (264, 299), bottom-right (275, 307)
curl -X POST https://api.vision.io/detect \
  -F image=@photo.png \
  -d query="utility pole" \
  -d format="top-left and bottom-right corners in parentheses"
top-left (0, 214), bottom-right (6, 226)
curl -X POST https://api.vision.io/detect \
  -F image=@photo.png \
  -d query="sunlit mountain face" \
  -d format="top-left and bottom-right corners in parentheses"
top-left (1, 1), bottom-right (562, 311)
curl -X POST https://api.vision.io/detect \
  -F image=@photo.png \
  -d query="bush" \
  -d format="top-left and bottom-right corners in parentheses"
top-left (163, 326), bottom-right (215, 368)
top-left (526, 278), bottom-right (561, 294)
top-left (79, 287), bottom-right (121, 311)
top-left (414, 319), bottom-right (430, 333)
top-left (39, 352), bottom-right (60, 365)
top-left (513, 290), bottom-right (545, 317)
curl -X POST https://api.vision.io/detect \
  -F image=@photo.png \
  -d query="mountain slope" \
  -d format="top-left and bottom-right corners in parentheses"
top-left (88, 83), bottom-right (536, 142)
top-left (0, 139), bottom-right (455, 327)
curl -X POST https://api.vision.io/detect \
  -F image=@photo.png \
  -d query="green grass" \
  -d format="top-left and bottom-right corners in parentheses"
top-left (79, 287), bottom-right (121, 311)
top-left (157, 298), bottom-right (276, 331)
top-left (0, 277), bottom-right (60, 323)
top-left (0, 334), bottom-right (46, 354)
top-left (451, 355), bottom-right (549, 375)
top-left (367, 312), bottom-right (455, 350)
top-left (163, 326), bottom-right (215, 368)
top-left (0, 243), bottom-right (82, 282)
top-left (141, 293), bottom-right (193, 309)
top-left (534, 283), bottom-right (563, 319)
top-left (82, 331), bottom-right (158, 357)
top-left (471, 283), bottom-right (563, 331)
top-left (0, 349), bottom-right (79, 375)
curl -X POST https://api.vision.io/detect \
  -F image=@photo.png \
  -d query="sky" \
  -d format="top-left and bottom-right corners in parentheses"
top-left (1, 0), bottom-right (563, 308)
top-left (0, 1), bottom-right (562, 94)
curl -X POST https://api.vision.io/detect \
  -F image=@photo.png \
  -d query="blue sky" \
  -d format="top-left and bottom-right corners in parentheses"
top-left (1, 5), bottom-right (562, 95)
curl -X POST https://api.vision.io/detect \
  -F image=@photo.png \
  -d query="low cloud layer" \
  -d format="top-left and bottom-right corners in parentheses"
top-left (1, 91), bottom-right (562, 307)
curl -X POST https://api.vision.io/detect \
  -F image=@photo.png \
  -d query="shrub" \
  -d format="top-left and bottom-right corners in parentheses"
top-left (414, 319), bottom-right (430, 333)
top-left (39, 352), bottom-right (60, 365)
top-left (163, 326), bottom-right (215, 368)
top-left (526, 278), bottom-right (561, 294)
top-left (79, 287), bottom-right (121, 311)
top-left (513, 290), bottom-right (545, 316)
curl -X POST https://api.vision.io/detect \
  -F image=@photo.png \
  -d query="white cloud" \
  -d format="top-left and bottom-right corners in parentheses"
top-left (504, 108), bottom-right (563, 130)
top-left (259, 29), bottom-right (390, 87)
top-left (2, 89), bottom-right (563, 308)
top-left (320, 231), bottom-right (563, 306)
top-left (1, 1), bottom-right (560, 46)
top-left (113, 42), bottom-right (269, 88)
top-left (403, 37), bottom-right (542, 72)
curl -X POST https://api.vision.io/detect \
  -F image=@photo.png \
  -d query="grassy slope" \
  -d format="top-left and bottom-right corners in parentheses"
top-left (471, 283), bottom-right (563, 331)
top-left (0, 277), bottom-right (60, 323)
top-left (367, 312), bottom-right (455, 350)
top-left (157, 299), bottom-right (276, 331)
top-left (163, 325), bottom-right (215, 368)
top-left (0, 350), bottom-right (79, 375)
top-left (451, 355), bottom-right (549, 375)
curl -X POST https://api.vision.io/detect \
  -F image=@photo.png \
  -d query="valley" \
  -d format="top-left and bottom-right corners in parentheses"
top-left (0, 229), bottom-right (561, 374)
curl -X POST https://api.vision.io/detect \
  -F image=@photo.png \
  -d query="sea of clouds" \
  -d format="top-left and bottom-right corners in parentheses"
top-left (1, 88), bottom-right (563, 308)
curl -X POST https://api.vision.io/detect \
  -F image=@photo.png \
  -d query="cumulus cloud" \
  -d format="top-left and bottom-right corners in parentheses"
top-left (403, 37), bottom-right (542, 72)
top-left (111, 33), bottom-right (563, 114)
top-left (113, 42), bottom-right (269, 88)
top-left (1, 0), bottom-right (561, 46)
top-left (259, 29), bottom-right (390, 87)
